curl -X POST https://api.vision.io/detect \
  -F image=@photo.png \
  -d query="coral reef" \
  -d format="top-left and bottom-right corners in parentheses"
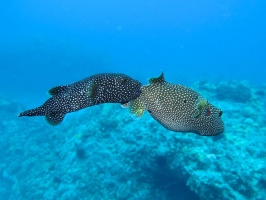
top-left (0, 80), bottom-right (265, 200)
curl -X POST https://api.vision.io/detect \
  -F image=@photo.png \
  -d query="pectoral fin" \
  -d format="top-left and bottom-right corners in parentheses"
top-left (129, 97), bottom-right (146, 117)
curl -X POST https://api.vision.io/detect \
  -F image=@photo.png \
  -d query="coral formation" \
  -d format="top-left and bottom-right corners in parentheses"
top-left (0, 80), bottom-right (265, 199)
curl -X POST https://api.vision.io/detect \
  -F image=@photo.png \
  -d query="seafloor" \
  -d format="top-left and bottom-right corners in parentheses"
top-left (0, 80), bottom-right (265, 200)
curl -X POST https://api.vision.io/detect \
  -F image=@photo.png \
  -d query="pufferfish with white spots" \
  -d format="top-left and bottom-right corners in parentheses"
top-left (19, 73), bottom-right (141, 125)
top-left (128, 72), bottom-right (224, 136)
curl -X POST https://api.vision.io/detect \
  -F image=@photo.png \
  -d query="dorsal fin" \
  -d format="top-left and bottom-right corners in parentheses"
top-left (148, 72), bottom-right (166, 84)
top-left (49, 86), bottom-right (68, 96)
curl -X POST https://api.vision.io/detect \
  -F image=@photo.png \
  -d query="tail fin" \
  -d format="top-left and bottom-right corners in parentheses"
top-left (18, 107), bottom-right (45, 117)
top-left (19, 107), bottom-right (65, 126)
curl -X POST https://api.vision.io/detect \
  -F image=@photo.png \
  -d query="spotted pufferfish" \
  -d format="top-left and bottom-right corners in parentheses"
top-left (129, 72), bottom-right (224, 136)
top-left (19, 73), bottom-right (141, 125)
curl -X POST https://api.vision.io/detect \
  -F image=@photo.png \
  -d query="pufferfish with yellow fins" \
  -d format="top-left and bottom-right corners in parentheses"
top-left (129, 72), bottom-right (224, 136)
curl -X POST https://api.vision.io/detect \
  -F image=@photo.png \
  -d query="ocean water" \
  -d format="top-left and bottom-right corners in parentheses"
top-left (0, 1), bottom-right (265, 200)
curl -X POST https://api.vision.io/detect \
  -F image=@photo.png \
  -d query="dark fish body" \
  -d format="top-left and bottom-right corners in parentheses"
top-left (129, 73), bottom-right (224, 136)
top-left (19, 73), bottom-right (141, 125)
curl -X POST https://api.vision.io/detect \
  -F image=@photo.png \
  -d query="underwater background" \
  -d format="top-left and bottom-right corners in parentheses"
top-left (0, 1), bottom-right (265, 199)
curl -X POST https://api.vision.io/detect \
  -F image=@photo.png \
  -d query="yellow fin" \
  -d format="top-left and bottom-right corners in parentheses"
top-left (197, 99), bottom-right (208, 111)
top-left (193, 98), bottom-right (208, 119)
top-left (129, 97), bottom-right (145, 117)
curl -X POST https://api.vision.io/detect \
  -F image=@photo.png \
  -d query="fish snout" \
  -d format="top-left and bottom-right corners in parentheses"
top-left (197, 107), bottom-right (224, 136)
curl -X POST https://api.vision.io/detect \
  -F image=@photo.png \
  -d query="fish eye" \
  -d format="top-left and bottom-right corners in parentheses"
top-left (219, 111), bottom-right (222, 117)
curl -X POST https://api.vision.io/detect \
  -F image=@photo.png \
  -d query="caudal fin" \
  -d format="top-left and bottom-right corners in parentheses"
top-left (19, 108), bottom-right (65, 126)
top-left (18, 107), bottom-right (45, 117)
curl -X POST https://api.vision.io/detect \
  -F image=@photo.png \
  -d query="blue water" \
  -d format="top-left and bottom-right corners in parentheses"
top-left (1, 0), bottom-right (265, 101)
top-left (0, 1), bottom-right (266, 200)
